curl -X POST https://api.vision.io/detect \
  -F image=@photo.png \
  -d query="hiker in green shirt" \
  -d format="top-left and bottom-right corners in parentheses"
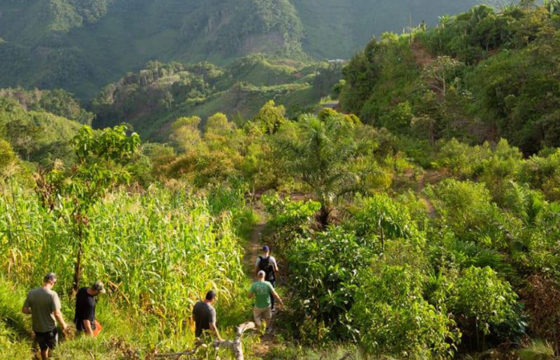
top-left (249, 270), bottom-right (283, 332)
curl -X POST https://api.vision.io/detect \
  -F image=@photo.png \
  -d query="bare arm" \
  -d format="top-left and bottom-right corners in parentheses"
top-left (54, 311), bottom-right (67, 331)
top-left (271, 290), bottom-right (283, 306)
top-left (52, 294), bottom-right (67, 332)
top-left (209, 322), bottom-right (223, 341)
top-left (82, 319), bottom-right (94, 336)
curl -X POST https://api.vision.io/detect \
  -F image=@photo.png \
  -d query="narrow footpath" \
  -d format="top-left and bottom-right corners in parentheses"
top-left (243, 207), bottom-right (277, 358)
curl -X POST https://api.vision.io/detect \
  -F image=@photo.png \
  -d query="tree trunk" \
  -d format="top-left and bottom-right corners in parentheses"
top-left (380, 225), bottom-right (385, 254)
top-left (318, 204), bottom-right (330, 228)
top-left (72, 222), bottom-right (84, 294)
top-left (214, 322), bottom-right (256, 360)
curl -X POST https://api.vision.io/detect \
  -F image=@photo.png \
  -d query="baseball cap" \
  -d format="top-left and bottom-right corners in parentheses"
top-left (92, 281), bottom-right (106, 294)
top-left (262, 245), bottom-right (270, 252)
top-left (257, 270), bottom-right (266, 277)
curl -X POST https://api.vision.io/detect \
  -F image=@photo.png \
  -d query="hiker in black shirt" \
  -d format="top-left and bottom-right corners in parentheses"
top-left (192, 290), bottom-right (223, 341)
top-left (74, 281), bottom-right (105, 337)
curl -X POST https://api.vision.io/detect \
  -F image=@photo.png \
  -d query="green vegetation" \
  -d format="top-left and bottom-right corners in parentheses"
top-left (0, 88), bottom-right (94, 124)
top-left (0, 0), bottom-right (477, 98)
top-left (1, 2), bottom-right (560, 359)
top-left (0, 97), bottom-right (81, 166)
top-left (91, 56), bottom-right (341, 140)
top-left (340, 2), bottom-right (560, 153)
top-left (293, 0), bottom-right (478, 59)
top-left (2, 95), bottom-right (560, 358)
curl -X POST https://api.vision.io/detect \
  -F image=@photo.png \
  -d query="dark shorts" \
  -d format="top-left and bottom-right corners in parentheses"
top-left (35, 328), bottom-right (58, 351)
top-left (195, 325), bottom-right (210, 338)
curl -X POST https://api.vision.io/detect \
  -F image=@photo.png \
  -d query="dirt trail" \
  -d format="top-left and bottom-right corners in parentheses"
top-left (243, 221), bottom-right (266, 276)
top-left (243, 207), bottom-right (277, 358)
top-left (417, 170), bottom-right (440, 217)
top-left (411, 39), bottom-right (435, 67)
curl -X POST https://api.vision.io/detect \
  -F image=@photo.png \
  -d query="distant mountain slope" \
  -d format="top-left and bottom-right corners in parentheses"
top-left (0, 96), bottom-right (81, 165)
top-left (293, 0), bottom-right (479, 58)
top-left (339, 3), bottom-right (560, 154)
top-left (91, 55), bottom-right (339, 140)
top-left (0, 0), bottom-right (477, 98)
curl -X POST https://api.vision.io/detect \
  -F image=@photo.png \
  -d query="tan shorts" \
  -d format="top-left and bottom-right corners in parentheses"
top-left (253, 307), bottom-right (272, 327)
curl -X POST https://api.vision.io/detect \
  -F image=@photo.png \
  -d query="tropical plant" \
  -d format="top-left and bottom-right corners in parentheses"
top-left (273, 109), bottom-right (377, 226)
top-left (448, 266), bottom-right (523, 349)
top-left (34, 125), bottom-right (140, 291)
top-left (352, 265), bottom-right (459, 358)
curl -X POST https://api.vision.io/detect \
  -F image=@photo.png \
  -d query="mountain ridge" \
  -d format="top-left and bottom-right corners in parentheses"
top-left (0, 0), bottom-right (478, 99)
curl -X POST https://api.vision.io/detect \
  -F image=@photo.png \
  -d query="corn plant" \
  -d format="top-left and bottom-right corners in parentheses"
top-left (0, 183), bottom-right (248, 342)
top-left (34, 125), bottom-right (140, 292)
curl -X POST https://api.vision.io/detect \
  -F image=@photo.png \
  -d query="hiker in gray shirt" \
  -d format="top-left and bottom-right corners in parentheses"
top-left (22, 273), bottom-right (68, 360)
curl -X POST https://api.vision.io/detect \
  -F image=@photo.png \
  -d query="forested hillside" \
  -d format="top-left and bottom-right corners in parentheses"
top-left (293, 0), bottom-right (478, 58)
top-left (0, 0), bottom-right (477, 98)
top-left (0, 95), bottom-right (81, 166)
top-left (340, 2), bottom-right (560, 153)
top-left (90, 55), bottom-right (341, 139)
top-left (2, 1), bottom-right (560, 360)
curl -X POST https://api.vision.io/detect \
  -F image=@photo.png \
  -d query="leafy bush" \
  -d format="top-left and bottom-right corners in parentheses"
top-left (348, 194), bottom-right (423, 254)
top-left (283, 227), bottom-right (373, 343)
top-left (448, 266), bottom-right (523, 349)
top-left (426, 179), bottom-right (510, 248)
top-left (262, 192), bottom-right (320, 250)
top-left (352, 265), bottom-right (459, 359)
top-left (519, 150), bottom-right (560, 201)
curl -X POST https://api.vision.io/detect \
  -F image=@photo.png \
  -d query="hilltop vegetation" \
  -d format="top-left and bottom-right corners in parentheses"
top-left (0, 96), bottom-right (81, 166)
top-left (0, 0), bottom-right (477, 98)
top-left (1, 1), bottom-right (560, 359)
top-left (91, 55), bottom-right (342, 140)
top-left (293, 0), bottom-right (478, 58)
top-left (1, 98), bottom-right (560, 359)
top-left (340, 1), bottom-right (560, 153)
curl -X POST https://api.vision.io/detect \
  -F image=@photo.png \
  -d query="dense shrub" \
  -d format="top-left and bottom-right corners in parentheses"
top-left (348, 194), bottom-right (423, 254)
top-left (284, 227), bottom-right (371, 342)
top-left (426, 179), bottom-right (509, 247)
top-left (448, 266), bottom-right (524, 349)
top-left (352, 265), bottom-right (459, 358)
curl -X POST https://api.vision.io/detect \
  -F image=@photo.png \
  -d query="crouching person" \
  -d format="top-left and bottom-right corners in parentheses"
top-left (74, 281), bottom-right (105, 337)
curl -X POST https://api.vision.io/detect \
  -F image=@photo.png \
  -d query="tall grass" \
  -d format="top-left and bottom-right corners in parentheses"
top-left (0, 278), bottom-right (31, 360)
top-left (0, 183), bottom-right (254, 355)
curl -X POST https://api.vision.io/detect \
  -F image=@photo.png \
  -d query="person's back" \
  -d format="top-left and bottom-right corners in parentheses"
top-left (25, 287), bottom-right (60, 333)
top-left (74, 287), bottom-right (96, 332)
top-left (256, 245), bottom-right (279, 310)
top-left (192, 301), bottom-right (215, 337)
top-left (249, 271), bottom-right (283, 332)
top-left (250, 280), bottom-right (274, 309)
top-left (23, 273), bottom-right (67, 360)
top-left (257, 256), bottom-right (275, 281)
